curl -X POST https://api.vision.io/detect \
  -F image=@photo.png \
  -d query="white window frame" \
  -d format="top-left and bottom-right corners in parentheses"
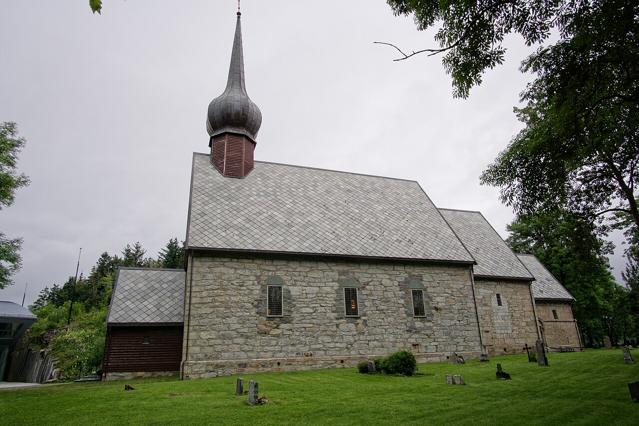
top-left (267, 285), bottom-right (284, 317)
top-left (344, 287), bottom-right (359, 317)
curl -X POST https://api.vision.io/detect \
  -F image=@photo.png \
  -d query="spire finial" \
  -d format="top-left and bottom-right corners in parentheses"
top-left (237, 0), bottom-right (241, 16)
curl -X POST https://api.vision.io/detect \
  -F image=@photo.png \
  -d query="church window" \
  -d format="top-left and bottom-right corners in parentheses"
top-left (0, 323), bottom-right (11, 338)
top-left (412, 289), bottom-right (426, 317)
top-left (267, 285), bottom-right (283, 317)
top-left (496, 293), bottom-right (503, 306)
top-left (552, 309), bottom-right (558, 320)
top-left (344, 287), bottom-right (359, 316)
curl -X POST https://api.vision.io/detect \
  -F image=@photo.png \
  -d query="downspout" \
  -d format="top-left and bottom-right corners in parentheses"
top-left (527, 283), bottom-right (542, 341)
top-left (468, 266), bottom-right (485, 355)
top-left (181, 251), bottom-right (194, 380)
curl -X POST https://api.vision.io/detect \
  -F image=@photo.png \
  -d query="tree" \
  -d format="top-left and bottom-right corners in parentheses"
top-left (158, 238), bottom-right (185, 269)
top-left (0, 122), bottom-right (30, 288)
top-left (506, 209), bottom-right (633, 345)
top-left (121, 242), bottom-right (147, 267)
top-left (89, 0), bottom-right (102, 14)
top-left (384, 0), bottom-right (598, 98)
top-left (480, 1), bottom-right (639, 234)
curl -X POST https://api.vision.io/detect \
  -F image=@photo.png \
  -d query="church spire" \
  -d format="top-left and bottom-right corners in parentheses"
top-left (207, 9), bottom-right (262, 178)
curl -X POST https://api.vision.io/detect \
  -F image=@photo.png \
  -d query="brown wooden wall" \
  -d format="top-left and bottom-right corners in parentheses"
top-left (103, 326), bottom-right (183, 373)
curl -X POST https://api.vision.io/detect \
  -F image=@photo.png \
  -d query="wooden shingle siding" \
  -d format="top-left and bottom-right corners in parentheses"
top-left (103, 326), bottom-right (183, 373)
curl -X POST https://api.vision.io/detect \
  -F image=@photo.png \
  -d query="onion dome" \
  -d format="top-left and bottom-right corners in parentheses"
top-left (207, 12), bottom-right (262, 143)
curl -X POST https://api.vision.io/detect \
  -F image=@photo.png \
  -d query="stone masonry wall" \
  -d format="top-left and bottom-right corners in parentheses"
top-left (535, 301), bottom-right (581, 349)
top-left (475, 280), bottom-right (539, 355)
top-left (181, 254), bottom-right (482, 378)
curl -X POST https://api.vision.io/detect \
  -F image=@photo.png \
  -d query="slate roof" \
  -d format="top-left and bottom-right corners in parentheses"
top-left (517, 254), bottom-right (575, 301)
top-left (0, 301), bottom-right (36, 321)
top-left (439, 209), bottom-right (533, 280)
top-left (186, 153), bottom-right (475, 263)
top-left (107, 268), bottom-right (185, 325)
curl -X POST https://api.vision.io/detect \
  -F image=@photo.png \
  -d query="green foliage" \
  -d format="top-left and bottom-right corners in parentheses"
top-left (0, 122), bottom-right (30, 209)
top-left (378, 350), bottom-right (417, 376)
top-left (481, 0), bottom-right (639, 235)
top-left (50, 308), bottom-right (107, 379)
top-left (356, 360), bottom-right (369, 374)
top-left (158, 238), bottom-right (185, 269)
top-left (386, 1), bottom-right (591, 98)
top-left (506, 209), bottom-right (635, 345)
top-left (0, 122), bottom-right (29, 289)
top-left (0, 233), bottom-right (22, 289)
top-left (89, 0), bottom-right (102, 14)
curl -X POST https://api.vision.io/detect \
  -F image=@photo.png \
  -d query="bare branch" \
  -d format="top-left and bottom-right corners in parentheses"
top-left (373, 41), bottom-right (459, 61)
top-left (594, 208), bottom-right (631, 216)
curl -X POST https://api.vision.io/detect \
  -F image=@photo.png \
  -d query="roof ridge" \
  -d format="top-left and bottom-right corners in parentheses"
top-left (117, 267), bottom-right (185, 272)
top-left (439, 207), bottom-right (482, 214)
top-left (192, 152), bottom-right (419, 183)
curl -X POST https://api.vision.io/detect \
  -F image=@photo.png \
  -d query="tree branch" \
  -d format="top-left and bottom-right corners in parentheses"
top-left (594, 208), bottom-right (631, 216)
top-left (373, 41), bottom-right (459, 61)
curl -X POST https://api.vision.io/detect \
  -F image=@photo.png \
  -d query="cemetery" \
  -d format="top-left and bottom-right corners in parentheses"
top-left (1, 349), bottom-right (637, 424)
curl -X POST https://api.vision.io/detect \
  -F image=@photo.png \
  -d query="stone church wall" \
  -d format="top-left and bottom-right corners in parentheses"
top-left (474, 279), bottom-right (539, 355)
top-left (181, 254), bottom-right (483, 378)
top-left (535, 301), bottom-right (581, 350)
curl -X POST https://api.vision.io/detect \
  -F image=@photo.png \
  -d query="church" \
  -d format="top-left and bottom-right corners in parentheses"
top-left (102, 11), bottom-right (581, 380)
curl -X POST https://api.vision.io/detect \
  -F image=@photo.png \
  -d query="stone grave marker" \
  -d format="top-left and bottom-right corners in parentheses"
top-left (446, 374), bottom-right (453, 385)
top-left (535, 340), bottom-right (549, 367)
top-left (248, 380), bottom-right (259, 405)
top-left (604, 336), bottom-right (612, 348)
top-left (367, 360), bottom-right (376, 373)
top-left (480, 346), bottom-right (489, 362)
top-left (623, 346), bottom-right (635, 365)
top-left (235, 378), bottom-right (244, 396)
top-left (496, 363), bottom-right (511, 380)
top-left (629, 381), bottom-right (639, 402)
top-left (453, 375), bottom-right (465, 385)
top-left (451, 352), bottom-right (465, 364)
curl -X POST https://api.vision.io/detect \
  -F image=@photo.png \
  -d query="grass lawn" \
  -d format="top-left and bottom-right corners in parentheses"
top-left (1, 349), bottom-right (638, 425)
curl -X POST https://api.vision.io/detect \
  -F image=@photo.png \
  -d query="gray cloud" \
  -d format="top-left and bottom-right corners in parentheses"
top-left (0, 0), bottom-right (627, 304)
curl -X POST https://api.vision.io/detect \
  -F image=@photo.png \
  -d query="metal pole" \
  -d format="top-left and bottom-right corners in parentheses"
top-left (21, 282), bottom-right (28, 306)
top-left (67, 248), bottom-right (82, 325)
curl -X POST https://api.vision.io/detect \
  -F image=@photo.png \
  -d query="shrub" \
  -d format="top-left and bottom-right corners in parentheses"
top-left (357, 361), bottom-right (369, 374)
top-left (381, 350), bottom-right (417, 376)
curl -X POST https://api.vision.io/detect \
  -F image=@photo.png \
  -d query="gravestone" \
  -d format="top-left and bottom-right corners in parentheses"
top-left (446, 374), bottom-right (465, 385)
top-left (367, 360), bottom-right (376, 374)
top-left (452, 352), bottom-right (465, 364)
top-left (604, 336), bottom-right (612, 348)
top-left (496, 363), bottom-right (511, 380)
top-left (248, 380), bottom-right (259, 405)
top-left (479, 346), bottom-right (489, 362)
top-left (536, 339), bottom-right (549, 367)
top-left (524, 344), bottom-right (536, 363)
top-left (235, 378), bottom-right (244, 396)
top-left (623, 346), bottom-right (635, 365)
top-left (629, 381), bottom-right (639, 402)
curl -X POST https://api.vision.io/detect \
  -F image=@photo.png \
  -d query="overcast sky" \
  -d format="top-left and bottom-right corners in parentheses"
top-left (0, 0), bottom-right (627, 305)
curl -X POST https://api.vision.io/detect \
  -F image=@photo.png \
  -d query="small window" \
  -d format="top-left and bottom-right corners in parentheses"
top-left (552, 309), bottom-right (558, 320)
top-left (412, 289), bottom-right (426, 317)
top-left (267, 285), bottom-right (283, 317)
top-left (496, 293), bottom-right (503, 306)
top-left (142, 336), bottom-right (151, 345)
top-left (344, 287), bottom-right (359, 316)
top-left (0, 323), bottom-right (11, 338)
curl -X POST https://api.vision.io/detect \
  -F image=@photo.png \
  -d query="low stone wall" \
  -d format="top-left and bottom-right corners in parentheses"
top-left (474, 279), bottom-right (539, 355)
top-left (181, 254), bottom-right (483, 379)
top-left (182, 351), bottom-right (478, 379)
top-left (103, 371), bottom-right (178, 381)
